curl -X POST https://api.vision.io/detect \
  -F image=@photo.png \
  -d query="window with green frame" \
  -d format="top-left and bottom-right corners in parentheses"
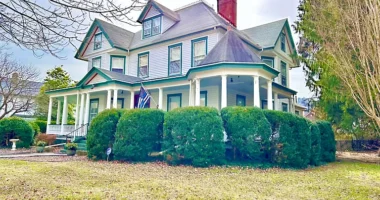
top-left (236, 95), bottom-right (246, 106)
top-left (138, 52), bottom-right (149, 78)
top-left (191, 37), bottom-right (207, 67)
top-left (281, 61), bottom-right (287, 86)
top-left (89, 99), bottom-right (99, 123)
top-left (168, 43), bottom-right (182, 76)
top-left (167, 93), bottom-right (182, 111)
top-left (295, 110), bottom-right (300, 115)
top-left (92, 57), bottom-right (101, 68)
top-left (282, 103), bottom-right (288, 112)
top-left (261, 56), bottom-right (274, 68)
top-left (143, 16), bottom-right (161, 38)
top-left (280, 33), bottom-right (286, 52)
top-left (110, 56), bottom-right (125, 74)
top-left (94, 33), bottom-right (102, 50)
top-left (200, 91), bottom-right (207, 106)
top-left (111, 98), bottom-right (124, 109)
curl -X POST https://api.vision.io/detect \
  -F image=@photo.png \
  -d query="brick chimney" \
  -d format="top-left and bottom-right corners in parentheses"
top-left (217, 0), bottom-right (237, 27)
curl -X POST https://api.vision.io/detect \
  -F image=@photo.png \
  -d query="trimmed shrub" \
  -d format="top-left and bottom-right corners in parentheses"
top-left (164, 107), bottom-right (225, 167)
top-left (113, 109), bottom-right (164, 161)
top-left (0, 117), bottom-right (34, 148)
top-left (309, 122), bottom-right (321, 166)
top-left (29, 122), bottom-right (41, 138)
top-left (263, 110), bottom-right (311, 168)
top-left (317, 121), bottom-right (336, 162)
top-left (87, 109), bottom-right (123, 160)
top-left (34, 120), bottom-right (47, 133)
top-left (221, 107), bottom-right (271, 161)
top-left (36, 134), bottom-right (57, 145)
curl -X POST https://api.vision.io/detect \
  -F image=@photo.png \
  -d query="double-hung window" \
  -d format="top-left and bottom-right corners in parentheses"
top-left (192, 37), bottom-right (207, 67)
top-left (138, 52), bottom-right (149, 78)
top-left (281, 33), bottom-right (286, 52)
top-left (167, 94), bottom-right (182, 111)
top-left (143, 16), bottom-right (161, 38)
top-left (110, 56), bottom-right (125, 74)
top-left (94, 33), bottom-right (102, 50)
top-left (92, 57), bottom-right (101, 68)
top-left (168, 44), bottom-right (182, 76)
top-left (143, 20), bottom-right (152, 38)
top-left (152, 17), bottom-right (161, 35)
top-left (281, 61), bottom-right (287, 86)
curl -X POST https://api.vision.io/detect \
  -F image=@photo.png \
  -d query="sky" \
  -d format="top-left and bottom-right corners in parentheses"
top-left (4, 0), bottom-right (312, 97)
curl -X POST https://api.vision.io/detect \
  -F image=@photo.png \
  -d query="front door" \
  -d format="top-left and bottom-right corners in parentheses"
top-left (89, 99), bottom-right (99, 123)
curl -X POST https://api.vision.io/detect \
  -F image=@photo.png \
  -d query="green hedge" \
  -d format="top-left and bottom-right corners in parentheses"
top-left (34, 120), bottom-right (47, 133)
top-left (263, 110), bottom-right (311, 168)
top-left (113, 109), bottom-right (164, 161)
top-left (221, 107), bottom-right (271, 161)
top-left (29, 122), bottom-right (41, 138)
top-left (317, 121), bottom-right (336, 162)
top-left (0, 117), bottom-right (34, 148)
top-left (309, 122), bottom-right (321, 166)
top-left (163, 107), bottom-right (225, 167)
top-left (87, 109), bottom-right (123, 160)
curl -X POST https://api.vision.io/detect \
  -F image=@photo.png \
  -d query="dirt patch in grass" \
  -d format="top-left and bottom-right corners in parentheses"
top-left (337, 151), bottom-right (380, 164)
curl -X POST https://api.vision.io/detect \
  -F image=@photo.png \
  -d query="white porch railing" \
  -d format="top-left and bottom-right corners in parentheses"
top-left (47, 124), bottom-right (76, 135)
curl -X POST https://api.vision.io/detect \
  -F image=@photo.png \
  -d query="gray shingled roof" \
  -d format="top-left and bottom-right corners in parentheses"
top-left (153, 0), bottom-right (180, 22)
top-left (199, 30), bottom-right (262, 66)
top-left (241, 18), bottom-right (287, 49)
top-left (98, 68), bottom-right (142, 84)
top-left (96, 19), bottom-right (135, 50)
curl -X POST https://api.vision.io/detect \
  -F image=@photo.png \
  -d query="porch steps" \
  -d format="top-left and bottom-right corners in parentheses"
top-left (60, 139), bottom-right (87, 154)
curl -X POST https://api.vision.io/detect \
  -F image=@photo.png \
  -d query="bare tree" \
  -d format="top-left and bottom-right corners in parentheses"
top-left (0, 52), bottom-right (40, 119)
top-left (0, 0), bottom-right (146, 57)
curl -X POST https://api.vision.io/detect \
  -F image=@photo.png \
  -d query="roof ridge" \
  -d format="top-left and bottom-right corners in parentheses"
top-left (95, 18), bottom-right (133, 34)
top-left (242, 18), bottom-right (288, 30)
top-left (174, 0), bottom-right (213, 12)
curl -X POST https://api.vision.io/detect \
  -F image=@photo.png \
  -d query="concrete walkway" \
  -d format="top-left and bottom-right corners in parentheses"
top-left (0, 153), bottom-right (64, 158)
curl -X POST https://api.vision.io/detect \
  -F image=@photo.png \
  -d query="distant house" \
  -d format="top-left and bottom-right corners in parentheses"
top-left (45, 0), bottom-right (304, 135)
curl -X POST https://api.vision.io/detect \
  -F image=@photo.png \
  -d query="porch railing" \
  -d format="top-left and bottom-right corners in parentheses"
top-left (66, 123), bottom-right (89, 142)
top-left (47, 124), bottom-right (76, 135)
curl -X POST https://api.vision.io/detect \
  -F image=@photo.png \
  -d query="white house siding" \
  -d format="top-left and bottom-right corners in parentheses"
top-left (145, 6), bottom-right (160, 19)
top-left (162, 16), bottom-right (176, 33)
top-left (128, 29), bottom-right (220, 80)
top-left (226, 88), bottom-right (254, 107)
top-left (83, 29), bottom-right (112, 58)
top-left (87, 74), bottom-right (107, 85)
top-left (162, 86), bottom-right (189, 111)
top-left (87, 53), bottom-right (111, 71)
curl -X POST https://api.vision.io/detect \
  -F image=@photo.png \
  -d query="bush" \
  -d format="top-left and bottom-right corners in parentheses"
top-left (36, 134), bottom-right (56, 145)
top-left (29, 122), bottom-right (41, 138)
top-left (87, 109), bottom-right (123, 160)
top-left (221, 107), bottom-right (271, 161)
top-left (163, 107), bottom-right (225, 167)
top-left (263, 110), bottom-right (311, 168)
top-left (317, 121), bottom-right (336, 162)
top-left (36, 141), bottom-right (47, 147)
top-left (0, 117), bottom-right (34, 148)
top-left (34, 120), bottom-right (47, 133)
top-left (113, 109), bottom-right (164, 161)
top-left (309, 122), bottom-right (321, 166)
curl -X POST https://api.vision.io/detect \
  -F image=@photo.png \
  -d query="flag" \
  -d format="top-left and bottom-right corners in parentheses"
top-left (137, 86), bottom-right (151, 108)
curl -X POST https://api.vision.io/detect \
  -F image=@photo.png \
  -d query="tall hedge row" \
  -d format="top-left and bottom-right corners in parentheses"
top-left (317, 121), bottom-right (336, 162)
top-left (221, 107), bottom-right (271, 161)
top-left (309, 122), bottom-right (321, 166)
top-left (164, 107), bottom-right (225, 167)
top-left (114, 109), bottom-right (164, 161)
top-left (87, 109), bottom-right (123, 160)
top-left (0, 117), bottom-right (34, 148)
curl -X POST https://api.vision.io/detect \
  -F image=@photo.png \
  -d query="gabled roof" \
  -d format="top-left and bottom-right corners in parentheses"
top-left (137, 0), bottom-right (180, 23)
top-left (241, 18), bottom-right (296, 50)
top-left (76, 67), bottom-right (142, 87)
top-left (199, 30), bottom-right (262, 66)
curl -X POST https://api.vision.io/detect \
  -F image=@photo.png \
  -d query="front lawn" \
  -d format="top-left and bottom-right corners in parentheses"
top-left (0, 159), bottom-right (379, 199)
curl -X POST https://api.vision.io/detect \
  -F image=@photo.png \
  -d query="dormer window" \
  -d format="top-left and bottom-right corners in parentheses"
top-left (281, 33), bottom-right (286, 52)
top-left (94, 32), bottom-right (102, 50)
top-left (143, 16), bottom-right (161, 39)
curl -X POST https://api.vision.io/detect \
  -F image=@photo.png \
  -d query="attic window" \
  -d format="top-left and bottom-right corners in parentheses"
top-left (94, 33), bottom-right (102, 50)
top-left (281, 33), bottom-right (286, 52)
top-left (143, 16), bottom-right (161, 38)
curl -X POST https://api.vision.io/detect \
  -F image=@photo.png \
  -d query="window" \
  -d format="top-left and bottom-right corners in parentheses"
top-left (281, 33), bottom-right (286, 52)
top-left (138, 52), bottom-right (149, 78)
top-left (94, 33), bottom-right (102, 50)
top-left (236, 95), bottom-right (246, 106)
top-left (111, 98), bottom-right (124, 109)
top-left (200, 91), bottom-right (207, 106)
top-left (261, 56), bottom-right (274, 68)
top-left (92, 57), bottom-right (101, 68)
top-left (143, 16), bottom-right (161, 38)
top-left (168, 44), bottom-right (182, 76)
top-left (282, 103), bottom-right (288, 112)
top-left (295, 110), bottom-right (300, 115)
top-left (89, 99), bottom-right (99, 123)
top-left (191, 37), bottom-right (207, 67)
top-left (110, 56), bottom-right (125, 74)
top-left (167, 94), bottom-right (182, 111)
top-left (281, 61), bottom-right (287, 86)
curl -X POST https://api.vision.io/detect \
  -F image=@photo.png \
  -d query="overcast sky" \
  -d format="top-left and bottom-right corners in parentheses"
top-left (5, 0), bottom-right (312, 97)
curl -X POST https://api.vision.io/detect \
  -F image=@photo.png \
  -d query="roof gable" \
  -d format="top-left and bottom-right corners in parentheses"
top-left (76, 67), bottom-right (142, 87)
top-left (137, 0), bottom-right (180, 23)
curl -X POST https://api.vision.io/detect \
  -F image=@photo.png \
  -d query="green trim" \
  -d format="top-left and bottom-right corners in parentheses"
top-left (168, 43), bottom-right (182, 77)
top-left (236, 94), bottom-right (246, 106)
top-left (261, 56), bottom-right (274, 68)
top-left (282, 102), bottom-right (288, 112)
top-left (138, 52), bottom-right (150, 78)
top-left (110, 55), bottom-right (126, 74)
top-left (280, 33), bottom-right (286, 52)
top-left (76, 67), bottom-right (112, 87)
top-left (142, 15), bottom-right (162, 39)
top-left (137, 2), bottom-right (164, 23)
top-left (186, 63), bottom-right (279, 77)
top-left (93, 32), bottom-right (102, 50)
top-left (272, 82), bottom-right (297, 95)
top-left (280, 61), bottom-right (287, 87)
top-left (272, 19), bottom-right (297, 55)
top-left (167, 93), bottom-right (182, 111)
top-left (111, 97), bottom-right (124, 109)
top-left (200, 91), bottom-right (207, 106)
top-left (191, 36), bottom-right (208, 67)
top-left (89, 98), bottom-right (100, 123)
top-left (92, 56), bottom-right (102, 68)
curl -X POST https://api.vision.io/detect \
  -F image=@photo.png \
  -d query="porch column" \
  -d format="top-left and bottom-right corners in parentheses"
top-left (130, 91), bottom-right (134, 109)
top-left (253, 75), bottom-right (260, 108)
top-left (274, 93), bottom-right (279, 111)
top-left (158, 88), bottom-right (163, 110)
top-left (195, 78), bottom-right (200, 106)
top-left (189, 81), bottom-right (193, 106)
top-left (61, 95), bottom-right (68, 134)
top-left (84, 93), bottom-right (90, 124)
top-left (267, 80), bottom-right (273, 110)
top-left (56, 100), bottom-right (61, 125)
top-left (47, 97), bottom-right (53, 133)
top-left (79, 93), bottom-right (85, 125)
top-left (106, 89), bottom-right (112, 109)
top-left (75, 92), bottom-right (80, 128)
top-left (221, 75), bottom-right (227, 108)
top-left (113, 89), bottom-right (118, 108)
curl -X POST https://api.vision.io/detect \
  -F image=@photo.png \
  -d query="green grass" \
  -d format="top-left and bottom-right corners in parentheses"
top-left (0, 160), bottom-right (379, 199)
